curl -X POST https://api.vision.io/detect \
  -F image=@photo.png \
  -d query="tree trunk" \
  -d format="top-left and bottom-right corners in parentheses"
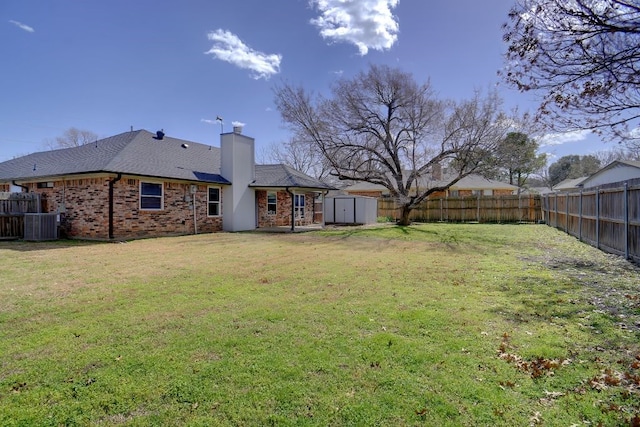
top-left (398, 205), bottom-right (412, 226)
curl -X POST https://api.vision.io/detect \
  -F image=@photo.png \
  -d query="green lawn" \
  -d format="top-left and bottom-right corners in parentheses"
top-left (0, 224), bottom-right (638, 426)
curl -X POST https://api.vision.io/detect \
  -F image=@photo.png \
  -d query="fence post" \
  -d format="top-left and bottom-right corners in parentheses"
top-left (554, 194), bottom-right (558, 228)
top-left (624, 182), bottom-right (629, 259)
top-left (445, 197), bottom-right (448, 222)
top-left (596, 188), bottom-right (600, 249)
top-left (578, 190), bottom-right (583, 241)
top-left (565, 193), bottom-right (570, 234)
top-left (439, 198), bottom-right (443, 222)
top-left (518, 194), bottom-right (522, 223)
top-left (477, 193), bottom-right (480, 222)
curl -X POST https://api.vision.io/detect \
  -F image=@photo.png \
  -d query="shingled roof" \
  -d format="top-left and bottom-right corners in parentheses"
top-left (253, 164), bottom-right (334, 190)
top-left (0, 130), bottom-right (228, 184)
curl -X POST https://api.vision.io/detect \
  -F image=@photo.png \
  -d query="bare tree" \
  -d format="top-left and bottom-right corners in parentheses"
top-left (274, 65), bottom-right (513, 225)
top-left (260, 133), bottom-right (333, 180)
top-left (44, 127), bottom-right (98, 149)
top-left (593, 146), bottom-right (640, 165)
top-left (501, 0), bottom-right (640, 142)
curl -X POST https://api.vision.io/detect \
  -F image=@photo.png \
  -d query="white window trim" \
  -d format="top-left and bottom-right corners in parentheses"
top-left (207, 186), bottom-right (221, 217)
top-left (294, 194), bottom-right (305, 219)
top-left (139, 181), bottom-right (164, 211)
top-left (267, 191), bottom-right (277, 215)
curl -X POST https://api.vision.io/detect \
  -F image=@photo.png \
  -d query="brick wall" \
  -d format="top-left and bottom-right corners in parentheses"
top-left (18, 175), bottom-right (223, 239)
top-left (346, 190), bottom-right (384, 198)
top-left (111, 178), bottom-right (223, 239)
top-left (256, 190), bottom-right (316, 227)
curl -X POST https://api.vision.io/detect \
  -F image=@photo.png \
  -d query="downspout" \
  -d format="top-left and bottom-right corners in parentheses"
top-left (286, 187), bottom-right (295, 232)
top-left (109, 173), bottom-right (122, 239)
top-left (193, 186), bottom-right (198, 235)
top-left (12, 180), bottom-right (29, 193)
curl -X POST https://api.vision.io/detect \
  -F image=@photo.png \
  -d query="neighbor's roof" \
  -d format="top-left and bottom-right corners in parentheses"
top-left (553, 176), bottom-right (588, 191)
top-left (253, 164), bottom-right (334, 190)
top-left (342, 174), bottom-right (518, 192)
top-left (449, 175), bottom-right (519, 190)
top-left (0, 130), bottom-right (229, 184)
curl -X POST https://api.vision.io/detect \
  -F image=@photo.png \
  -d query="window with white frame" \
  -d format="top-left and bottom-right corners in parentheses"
top-left (208, 187), bottom-right (220, 216)
top-left (484, 189), bottom-right (493, 196)
top-left (140, 182), bottom-right (163, 210)
top-left (294, 194), bottom-right (305, 218)
top-left (267, 192), bottom-right (277, 215)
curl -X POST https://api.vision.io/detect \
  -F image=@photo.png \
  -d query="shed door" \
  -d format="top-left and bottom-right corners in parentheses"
top-left (335, 198), bottom-right (355, 223)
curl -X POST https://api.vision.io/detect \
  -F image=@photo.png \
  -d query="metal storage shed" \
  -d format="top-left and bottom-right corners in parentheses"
top-left (325, 195), bottom-right (378, 225)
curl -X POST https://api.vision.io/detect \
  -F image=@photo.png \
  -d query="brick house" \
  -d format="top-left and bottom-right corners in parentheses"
top-left (0, 128), bottom-right (333, 239)
top-left (342, 174), bottom-right (519, 198)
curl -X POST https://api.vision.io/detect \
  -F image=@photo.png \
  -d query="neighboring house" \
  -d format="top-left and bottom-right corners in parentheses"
top-left (553, 177), bottom-right (588, 192)
top-left (0, 128), bottom-right (333, 239)
top-left (524, 187), bottom-right (554, 196)
top-left (579, 160), bottom-right (640, 189)
top-left (342, 174), bottom-right (519, 198)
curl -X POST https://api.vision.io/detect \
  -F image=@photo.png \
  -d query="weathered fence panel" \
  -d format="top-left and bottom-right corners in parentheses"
top-left (542, 180), bottom-right (640, 263)
top-left (0, 193), bottom-right (42, 239)
top-left (378, 195), bottom-right (542, 224)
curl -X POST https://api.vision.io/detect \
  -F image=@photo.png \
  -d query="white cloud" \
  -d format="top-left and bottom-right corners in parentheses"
top-left (205, 29), bottom-right (281, 80)
top-left (231, 121), bottom-right (246, 127)
top-left (309, 0), bottom-right (399, 55)
top-left (200, 119), bottom-right (216, 124)
top-left (538, 129), bottom-right (591, 147)
top-left (9, 20), bottom-right (34, 33)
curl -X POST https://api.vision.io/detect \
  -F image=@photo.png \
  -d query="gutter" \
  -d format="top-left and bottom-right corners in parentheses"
top-left (12, 180), bottom-right (29, 193)
top-left (108, 173), bottom-right (122, 239)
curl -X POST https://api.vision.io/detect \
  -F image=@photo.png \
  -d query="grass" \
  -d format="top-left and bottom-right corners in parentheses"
top-left (0, 224), bottom-right (639, 426)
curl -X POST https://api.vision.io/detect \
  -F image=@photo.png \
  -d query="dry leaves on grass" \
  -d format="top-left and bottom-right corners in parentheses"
top-left (497, 333), bottom-right (571, 379)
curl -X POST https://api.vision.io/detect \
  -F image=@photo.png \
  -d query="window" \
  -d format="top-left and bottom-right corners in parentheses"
top-left (449, 190), bottom-right (459, 197)
top-left (483, 189), bottom-right (493, 196)
top-left (140, 182), bottom-right (163, 210)
top-left (267, 192), bottom-right (277, 215)
top-left (208, 187), bottom-right (220, 216)
top-left (294, 194), bottom-right (305, 218)
top-left (36, 182), bottom-right (54, 188)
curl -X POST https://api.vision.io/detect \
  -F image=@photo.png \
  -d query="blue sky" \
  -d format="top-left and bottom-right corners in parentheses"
top-left (1, 0), bottom-right (608, 164)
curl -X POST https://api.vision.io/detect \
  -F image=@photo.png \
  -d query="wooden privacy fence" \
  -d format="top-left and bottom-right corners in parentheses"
top-left (378, 194), bottom-right (542, 223)
top-left (0, 192), bottom-right (42, 239)
top-left (542, 180), bottom-right (640, 263)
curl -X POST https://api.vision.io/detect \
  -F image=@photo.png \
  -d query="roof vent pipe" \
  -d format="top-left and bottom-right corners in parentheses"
top-left (232, 125), bottom-right (243, 134)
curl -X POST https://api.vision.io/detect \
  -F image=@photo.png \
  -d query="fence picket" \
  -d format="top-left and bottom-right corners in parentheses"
top-left (377, 195), bottom-right (542, 224)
